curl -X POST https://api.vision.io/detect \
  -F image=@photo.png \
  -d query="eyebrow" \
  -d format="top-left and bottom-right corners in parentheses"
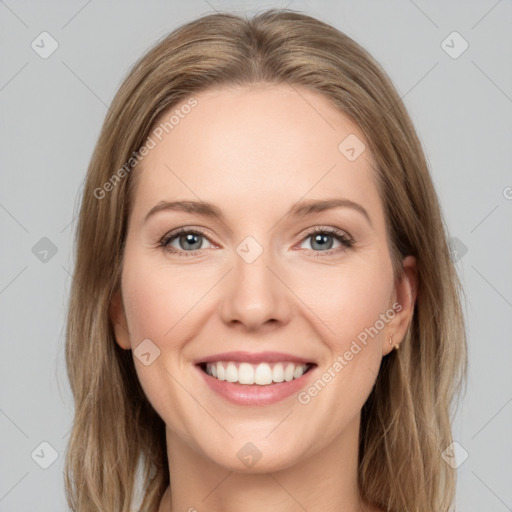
top-left (144, 198), bottom-right (372, 227)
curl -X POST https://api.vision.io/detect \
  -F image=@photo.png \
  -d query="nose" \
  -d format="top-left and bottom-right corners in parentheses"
top-left (218, 244), bottom-right (292, 332)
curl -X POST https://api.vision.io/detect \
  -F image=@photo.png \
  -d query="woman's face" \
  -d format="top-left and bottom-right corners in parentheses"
top-left (111, 83), bottom-right (416, 472)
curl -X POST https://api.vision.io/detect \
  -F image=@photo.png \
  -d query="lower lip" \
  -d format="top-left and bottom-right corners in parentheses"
top-left (195, 364), bottom-right (316, 406)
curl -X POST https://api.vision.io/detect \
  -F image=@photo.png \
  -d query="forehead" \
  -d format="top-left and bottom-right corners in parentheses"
top-left (130, 83), bottom-right (382, 226)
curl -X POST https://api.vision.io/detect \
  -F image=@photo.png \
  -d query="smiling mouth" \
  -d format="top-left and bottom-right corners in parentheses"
top-left (197, 361), bottom-right (316, 386)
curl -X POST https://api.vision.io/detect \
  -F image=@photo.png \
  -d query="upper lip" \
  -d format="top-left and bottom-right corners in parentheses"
top-left (194, 351), bottom-right (315, 365)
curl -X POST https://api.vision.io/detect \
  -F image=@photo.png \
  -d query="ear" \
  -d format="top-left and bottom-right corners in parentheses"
top-left (382, 255), bottom-right (417, 356)
top-left (109, 289), bottom-right (131, 350)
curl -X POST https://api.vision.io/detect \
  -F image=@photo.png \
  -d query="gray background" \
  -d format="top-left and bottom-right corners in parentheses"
top-left (1, 1), bottom-right (511, 511)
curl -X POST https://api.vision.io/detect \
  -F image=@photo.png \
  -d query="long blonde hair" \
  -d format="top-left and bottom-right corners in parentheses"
top-left (64, 8), bottom-right (467, 512)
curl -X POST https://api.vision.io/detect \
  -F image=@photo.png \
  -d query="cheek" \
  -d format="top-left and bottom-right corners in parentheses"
top-left (292, 259), bottom-right (393, 431)
top-left (121, 253), bottom-right (208, 346)
top-left (294, 255), bottom-right (394, 350)
top-left (120, 252), bottom-right (209, 434)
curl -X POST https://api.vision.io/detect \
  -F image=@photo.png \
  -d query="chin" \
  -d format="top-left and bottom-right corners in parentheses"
top-left (200, 439), bottom-right (304, 474)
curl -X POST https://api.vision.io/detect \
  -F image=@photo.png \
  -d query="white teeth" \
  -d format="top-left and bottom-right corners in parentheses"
top-left (238, 362), bottom-right (254, 384)
top-left (293, 365), bottom-right (305, 379)
top-left (284, 363), bottom-right (295, 382)
top-left (225, 362), bottom-right (238, 383)
top-left (204, 361), bottom-right (311, 385)
top-left (216, 362), bottom-right (225, 381)
top-left (254, 363), bottom-right (273, 385)
top-left (272, 364), bottom-right (285, 383)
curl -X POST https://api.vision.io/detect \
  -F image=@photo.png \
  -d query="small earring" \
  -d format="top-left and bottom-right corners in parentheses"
top-left (389, 337), bottom-right (399, 350)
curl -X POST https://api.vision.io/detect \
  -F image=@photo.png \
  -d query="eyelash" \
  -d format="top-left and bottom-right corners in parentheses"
top-left (158, 226), bottom-right (354, 258)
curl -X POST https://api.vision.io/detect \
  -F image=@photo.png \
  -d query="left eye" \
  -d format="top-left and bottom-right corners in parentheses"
top-left (299, 227), bottom-right (354, 254)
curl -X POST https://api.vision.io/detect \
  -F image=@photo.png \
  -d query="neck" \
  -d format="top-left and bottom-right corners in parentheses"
top-left (159, 413), bottom-right (376, 512)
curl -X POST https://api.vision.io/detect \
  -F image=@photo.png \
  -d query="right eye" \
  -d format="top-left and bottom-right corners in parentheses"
top-left (159, 228), bottom-right (214, 256)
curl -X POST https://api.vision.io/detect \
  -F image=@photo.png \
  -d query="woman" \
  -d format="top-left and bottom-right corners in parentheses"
top-left (64, 8), bottom-right (467, 512)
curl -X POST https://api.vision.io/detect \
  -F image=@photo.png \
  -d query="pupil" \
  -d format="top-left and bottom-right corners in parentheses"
top-left (182, 233), bottom-right (201, 250)
top-left (312, 233), bottom-right (333, 251)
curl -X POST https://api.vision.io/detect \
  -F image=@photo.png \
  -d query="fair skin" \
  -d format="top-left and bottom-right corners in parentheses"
top-left (110, 83), bottom-right (417, 512)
